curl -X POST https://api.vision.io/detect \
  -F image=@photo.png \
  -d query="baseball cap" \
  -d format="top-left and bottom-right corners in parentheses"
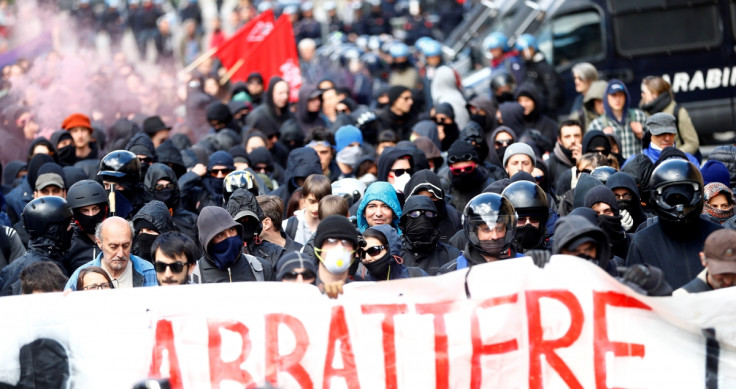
top-left (35, 173), bottom-right (65, 191)
top-left (704, 229), bottom-right (736, 275)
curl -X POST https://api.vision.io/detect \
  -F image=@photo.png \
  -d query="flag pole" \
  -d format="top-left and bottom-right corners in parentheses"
top-left (220, 59), bottom-right (245, 85)
top-left (179, 47), bottom-right (218, 76)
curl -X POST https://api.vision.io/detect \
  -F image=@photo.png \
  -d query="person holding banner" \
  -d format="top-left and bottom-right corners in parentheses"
top-left (196, 206), bottom-right (273, 283)
top-left (676, 229), bottom-right (736, 294)
top-left (151, 232), bottom-right (199, 286)
top-left (439, 193), bottom-right (521, 273)
top-left (65, 216), bottom-right (157, 290)
top-left (313, 215), bottom-right (360, 298)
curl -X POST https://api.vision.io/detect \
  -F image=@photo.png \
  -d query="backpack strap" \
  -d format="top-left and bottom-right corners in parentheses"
top-left (245, 254), bottom-right (265, 281)
top-left (285, 217), bottom-right (298, 241)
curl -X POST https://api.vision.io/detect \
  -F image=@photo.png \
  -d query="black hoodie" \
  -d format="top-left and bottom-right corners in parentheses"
top-left (606, 172), bottom-right (647, 232)
top-left (376, 147), bottom-right (415, 182)
top-left (155, 139), bottom-right (187, 178)
top-left (270, 147), bottom-right (323, 217)
top-left (246, 77), bottom-right (294, 140)
top-left (144, 163), bottom-right (199, 243)
top-left (399, 195), bottom-right (461, 275)
top-left (514, 82), bottom-right (558, 152)
top-left (403, 169), bottom-right (462, 243)
top-left (226, 188), bottom-right (286, 271)
top-left (197, 206), bottom-right (273, 283)
top-left (552, 215), bottom-right (617, 276)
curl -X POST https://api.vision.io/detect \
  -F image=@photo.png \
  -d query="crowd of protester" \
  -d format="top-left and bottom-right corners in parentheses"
top-left (0, 0), bottom-right (735, 299)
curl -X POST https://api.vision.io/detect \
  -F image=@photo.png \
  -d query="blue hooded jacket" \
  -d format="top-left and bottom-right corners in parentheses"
top-left (356, 181), bottom-right (402, 233)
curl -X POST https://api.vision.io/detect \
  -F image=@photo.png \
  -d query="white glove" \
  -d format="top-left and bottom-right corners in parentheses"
top-left (620, 209), bottom-right (634, 232)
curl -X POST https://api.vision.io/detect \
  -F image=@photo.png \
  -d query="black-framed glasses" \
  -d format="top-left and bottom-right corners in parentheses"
top-left (282, 269), bottom-right (316, 281)
top-left (448, 154), bottom-right (474, 164)
top-left (154, 261), bottom-right (188, 274)
top-left (154, 183), bottom-right (175, 191)
top-left (406, 209), bottom-right (437, 219)
top-left (83, 282), bottom-right (113, 290)
top-left (210, 168), bottom-right (233, 177)
top-left (450, 163), bottom-right (476, 175)
top-left (363, 245), bottom-right (385, 257)
top-left (390, 168), bottom-right (413, 176)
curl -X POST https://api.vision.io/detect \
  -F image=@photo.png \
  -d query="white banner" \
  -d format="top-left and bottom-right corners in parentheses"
top-left (0, 255), bottom-right (735, 388)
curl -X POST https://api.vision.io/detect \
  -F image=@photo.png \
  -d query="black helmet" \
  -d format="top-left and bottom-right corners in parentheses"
top-left (98, 150), bottom-right (141, 186)
top-left (223, 170), bottom-right (259, 202)
top-left (22, 196), bottom-right (74, 238)
top-left (590, 166), bottom-right (617, 185)
top-left (502, 181), bottom-right (549, 224)
top-left (463, 193), bottom-right (517, 256)
top-left (649, 159), bottom-right (704, 223)
top-left (67, 180), bottom-right (108, 209)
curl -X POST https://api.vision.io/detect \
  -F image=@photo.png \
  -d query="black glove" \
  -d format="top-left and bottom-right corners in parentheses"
top-left (621, 264), bottom-right (673, 296)
top-left (527, 249), bottom-right (551, 269)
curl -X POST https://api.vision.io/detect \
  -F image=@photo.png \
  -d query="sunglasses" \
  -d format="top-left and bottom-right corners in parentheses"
top-left (390, 168), bottom-right (413, 177)
top-left (83, 282), bottom-right (113, 290)
top-left (432, 117), bottom-right (451, 125)
top-left (154, 183), bottom-right (175, 191)
top-left (253, 165), bottom-right (271, 173)
top-left (495, 139), bottom-right (513, 147)
top-left (154, 261), bottom-right (188, 274)
top-left (210, 168), bottom-right (233, 177)
top-left (363, 245), bottom-right (385, 257)
top-left (139, 157), bottom-right (154, 165)
top-left (517, 216), bottom-right (540, 226)
top-left (534, 175), bottom-right (544, 183)
top-left (447, 153), bottom-right (474, 164)
top-left (406, 209), bottom-right (437, 219)
top-left (282, 269), bottom-right (316, 281)
top-left (450, 164), bottom-right (476, 175)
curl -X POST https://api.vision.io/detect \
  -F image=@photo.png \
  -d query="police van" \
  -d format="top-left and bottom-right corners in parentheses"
top-left (451, 0), bottom-right (736, 142)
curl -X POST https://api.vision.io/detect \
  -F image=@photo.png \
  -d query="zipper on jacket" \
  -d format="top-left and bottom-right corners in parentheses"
top-left (228, 267), bottom-right (232, 282)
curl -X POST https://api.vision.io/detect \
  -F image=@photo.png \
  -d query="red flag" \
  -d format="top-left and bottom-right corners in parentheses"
top-left (235, 14), bottom-right (302, 101)
top-left (215, 9), bottom-right (275, 70)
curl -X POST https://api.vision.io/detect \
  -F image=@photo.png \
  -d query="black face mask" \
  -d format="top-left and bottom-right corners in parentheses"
top-left (56, 145), bottom-right (76, 166)
top-left (133, 232), bottom-right (159, 262)
top-left (74, 209), bottom-right (106, 234)
top-left (240, 219), bottom-right (260, 242)
top-left (470, 114), bottom-right (487, 128)
top-left (477, 238), bottom-right (506, 257)
top-left (153, 188), bottom-right (177, 209)
top-left (451, 169), bottom-right (482, 191)
top-left (202, 176), bottom-right (225, 196)
top-left (515, 224), bottom-right (545, 250)
top-left (597, 214), bottom-right (625, 243)
top-left (496, 91), bottom-right (514, 104)
top-left (617, 199), bottom-right (633, 213)
top-left (495, 145), bottom-right (508, 162)
top-left (403, 215), bottom-right (439, 251)
top-left (363, 251), bottom-right (391, 280)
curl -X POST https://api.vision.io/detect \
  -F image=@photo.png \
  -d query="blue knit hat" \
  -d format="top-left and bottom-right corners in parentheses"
top-left (335, 125), bottom-right (363, 152)
top-left (207, 150), bottom-right (235, 171)
top-left (701, 160), bottom-right (730, 188)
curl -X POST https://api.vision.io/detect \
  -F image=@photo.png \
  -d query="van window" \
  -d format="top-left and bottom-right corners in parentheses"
top-left (538, 10), bottom-right (604, 67)
top-left (613, 4), bottom-right (721, 56)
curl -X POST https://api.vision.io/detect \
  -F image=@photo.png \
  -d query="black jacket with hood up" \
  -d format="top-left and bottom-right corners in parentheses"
top-left (197, 206), bottom-right (273, 283)
top-left (270, 147), bottom-right (323, 217)
top-left (399, 195), bottom-right (461, 275)
top-left (144, 163), bottom-right (199, 243)
top-left (226, 188), bottom-right (286, 271)
top-left (552, 214), bottom-right (618, 277)
top-left (403, 169), bottom-right (462, 244)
